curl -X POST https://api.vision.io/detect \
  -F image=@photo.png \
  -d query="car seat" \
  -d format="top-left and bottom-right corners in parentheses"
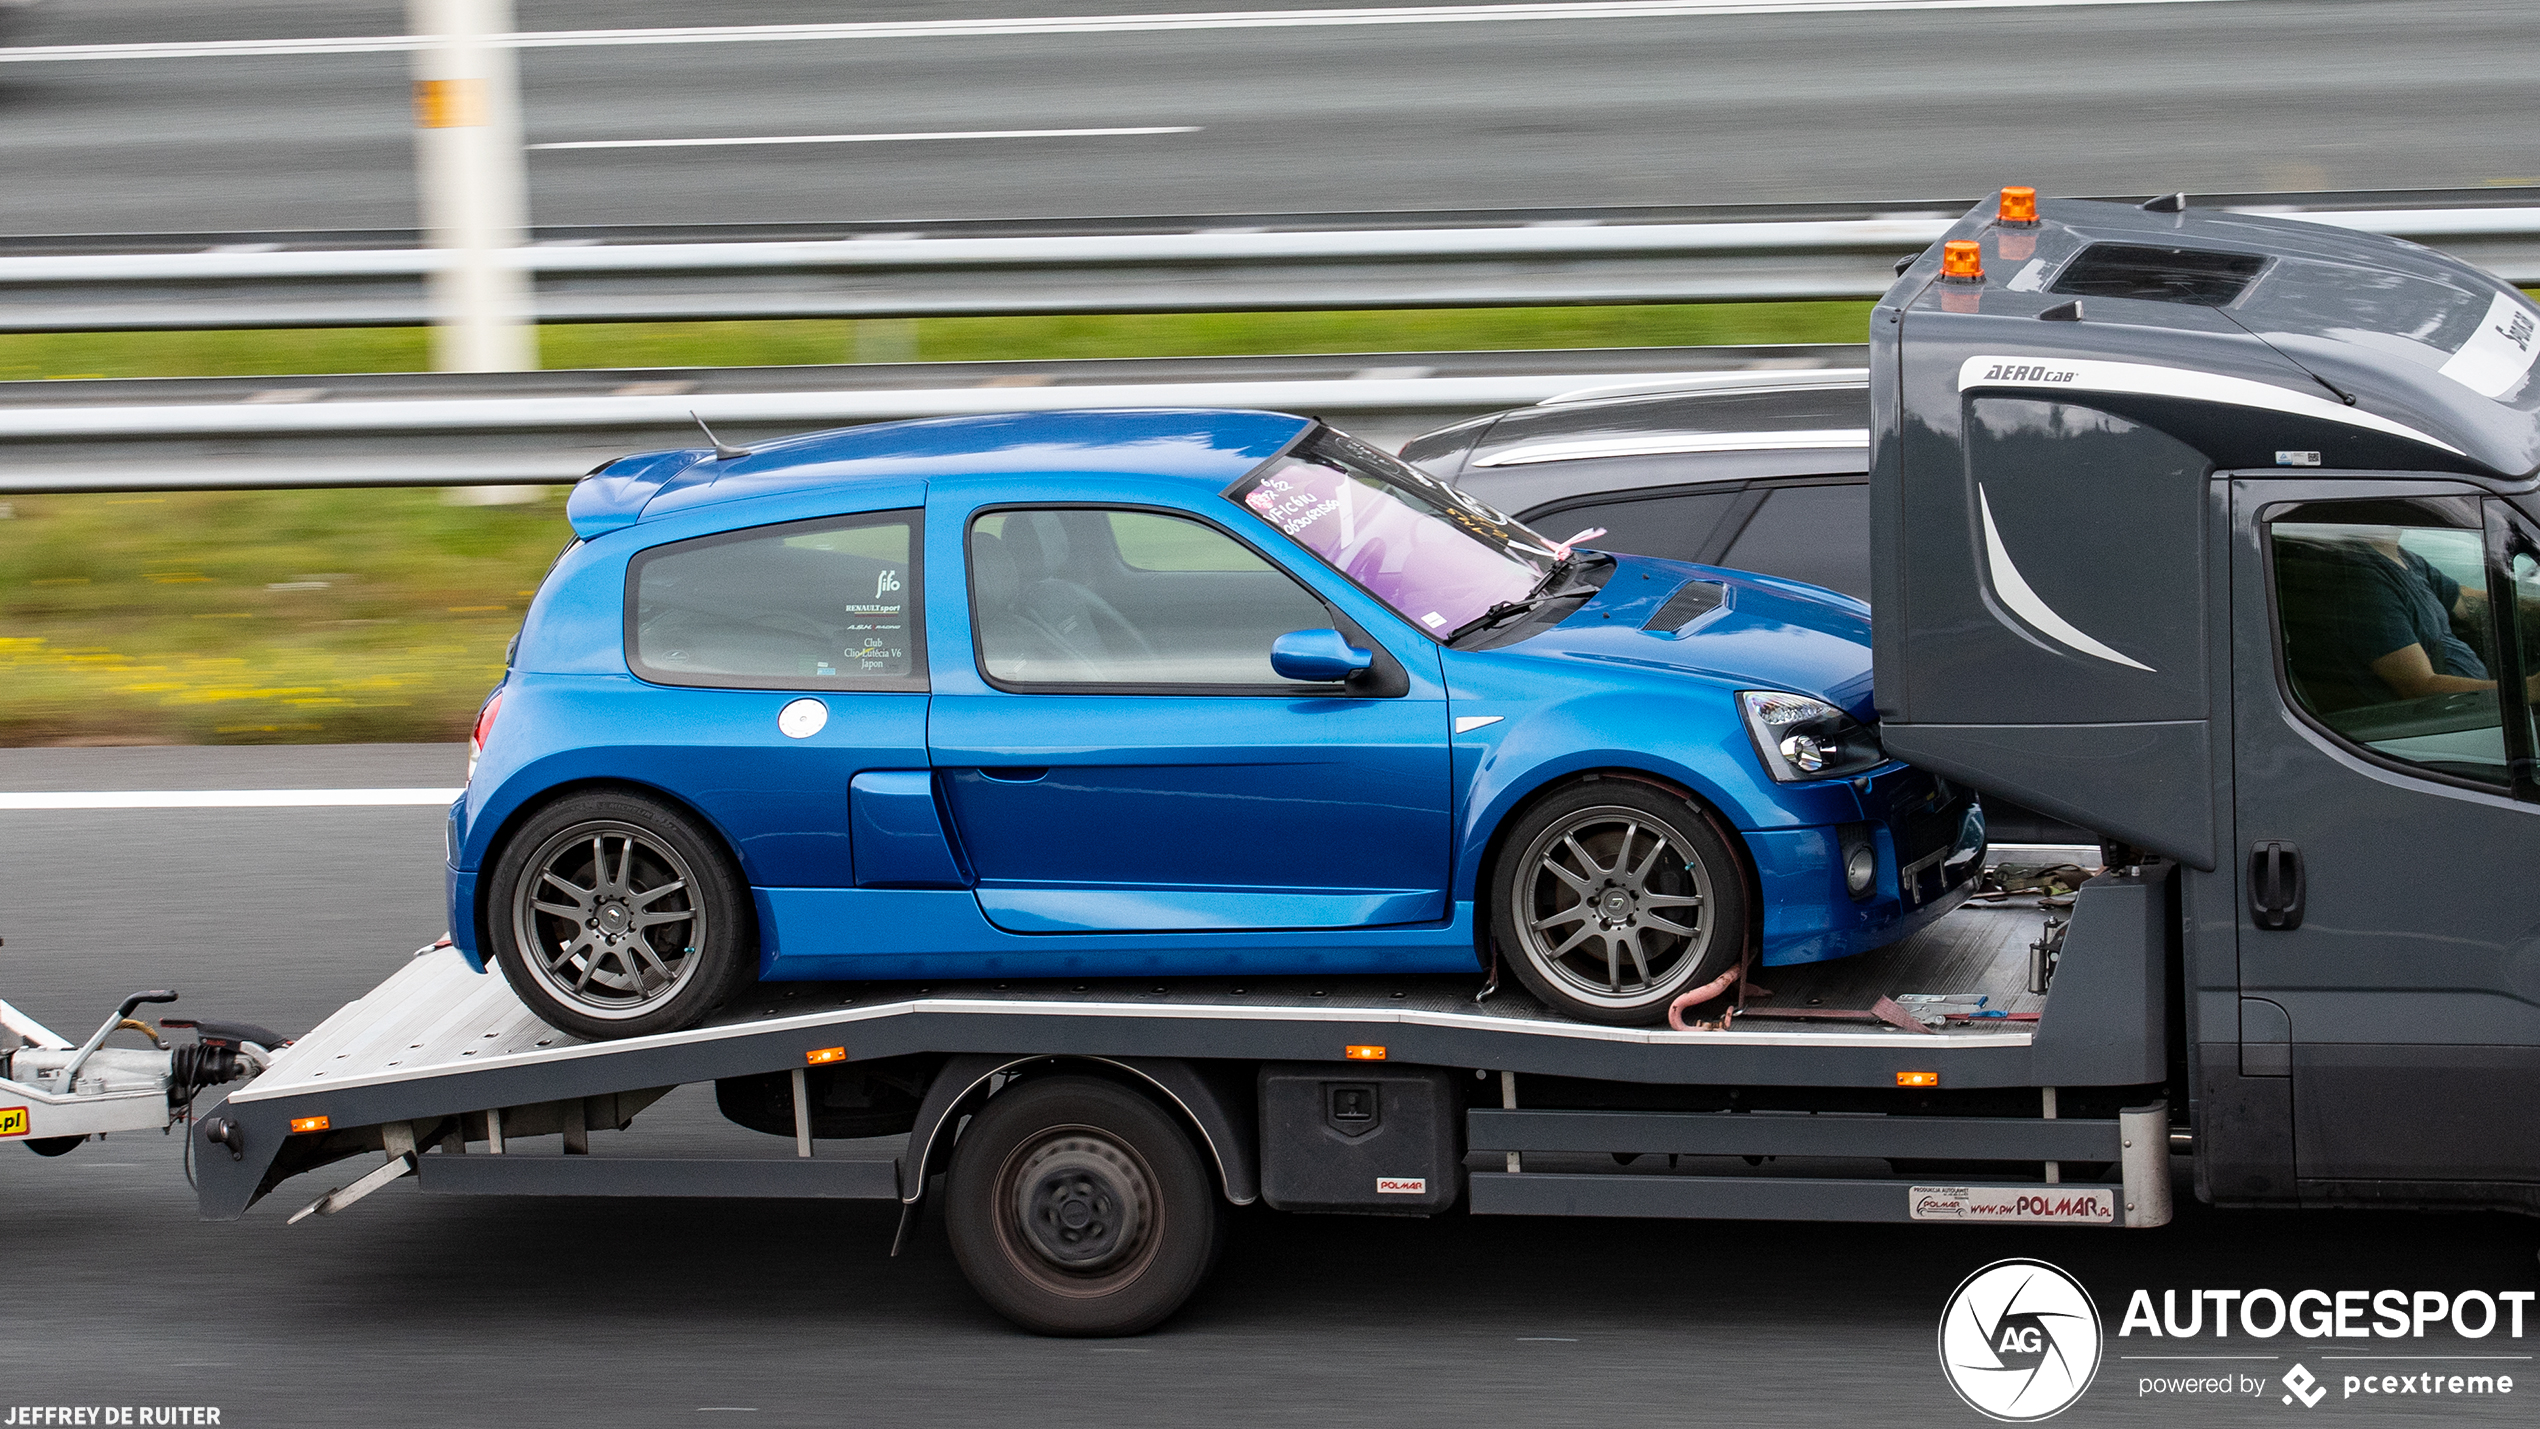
top-left (970, 528), bottom-right (1089, 681)
top-left (997, 513), bottom-right (1158, 675)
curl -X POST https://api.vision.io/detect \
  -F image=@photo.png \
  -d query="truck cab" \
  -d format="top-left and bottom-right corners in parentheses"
top-left (1872, 191), bottom-right (2540, 1213)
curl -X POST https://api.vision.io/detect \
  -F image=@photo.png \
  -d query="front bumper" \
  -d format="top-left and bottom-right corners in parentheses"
top-left (1751, 767), bottom-right (1985, 967)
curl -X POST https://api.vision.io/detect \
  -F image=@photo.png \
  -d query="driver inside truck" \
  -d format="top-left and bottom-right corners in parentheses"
top-left (2339, 524), bottom-right (2494, 701)
top-left (2277, 519), bottom-right (2538, 711)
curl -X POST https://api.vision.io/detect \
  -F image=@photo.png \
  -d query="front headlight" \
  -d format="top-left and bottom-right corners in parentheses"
top-left (1738, 690), bottom-right (1887, 782)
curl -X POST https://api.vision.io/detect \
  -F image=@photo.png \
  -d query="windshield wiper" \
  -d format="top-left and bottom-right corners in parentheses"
top-left (1442, 599), bottom-right (1538, 645)
top-left (1523, 549), bottom-right (1579, 602)
top-left (1443, 553), bottom-right (1602, 645)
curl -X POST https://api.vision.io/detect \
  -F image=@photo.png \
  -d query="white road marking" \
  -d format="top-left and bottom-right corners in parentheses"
top-left (0, 0), bottom-right (2259, 63)
top-left (531, 126), bottom-right (1199, 152)
top-left (0, 788), bottom-right (463, 810)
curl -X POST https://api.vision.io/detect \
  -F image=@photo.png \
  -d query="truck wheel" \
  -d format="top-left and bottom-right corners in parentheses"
top-left (1493, 779), bottom-right (1749, 1026)
top-left (486, 789), bottom-right (755, 1041)
top-left (944, 1075), bottom-right (1222, 1337)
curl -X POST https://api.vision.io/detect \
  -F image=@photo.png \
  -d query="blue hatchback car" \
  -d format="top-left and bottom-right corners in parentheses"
top-left (450, 410), bottom-right (1983, 1039)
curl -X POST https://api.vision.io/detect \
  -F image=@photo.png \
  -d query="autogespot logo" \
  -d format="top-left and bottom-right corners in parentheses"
top-left (1939, 1258), bottom-right (2105, 1421)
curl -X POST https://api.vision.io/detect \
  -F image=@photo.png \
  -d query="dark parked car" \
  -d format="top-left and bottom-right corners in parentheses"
top-left (1402, 368), bottom-right (1874, 600)
top-left (1404, 369), bottom-right (2090, 846)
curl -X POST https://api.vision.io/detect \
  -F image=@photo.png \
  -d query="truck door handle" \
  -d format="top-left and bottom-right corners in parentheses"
top-left (2248, 840), bottom-right (2305, 931)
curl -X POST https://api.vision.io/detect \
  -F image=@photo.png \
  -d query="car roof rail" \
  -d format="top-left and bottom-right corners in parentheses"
top-left (1537, 367), bottom-right (1872, 408)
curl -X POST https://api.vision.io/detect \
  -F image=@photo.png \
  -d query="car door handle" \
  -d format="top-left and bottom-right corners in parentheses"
top-left (2248, 840), bottom-right (2305, 931)
top-left (978, 767), bottom-right (1050, 783)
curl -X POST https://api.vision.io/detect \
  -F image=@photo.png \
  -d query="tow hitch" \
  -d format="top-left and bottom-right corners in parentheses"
top-left (0, 990), bottom-right (278, 1156)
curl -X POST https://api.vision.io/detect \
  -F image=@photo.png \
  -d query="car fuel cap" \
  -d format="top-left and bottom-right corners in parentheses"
top-left (777, 698), bottom-right (828, 739)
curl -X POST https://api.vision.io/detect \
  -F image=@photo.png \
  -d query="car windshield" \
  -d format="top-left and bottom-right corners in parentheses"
top-left (1228, 429), bottom-right (1554, 637)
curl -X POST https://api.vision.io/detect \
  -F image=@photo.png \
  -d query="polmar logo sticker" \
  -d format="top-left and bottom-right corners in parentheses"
top-left (1939, 1258), bottom-right (2103, 1421)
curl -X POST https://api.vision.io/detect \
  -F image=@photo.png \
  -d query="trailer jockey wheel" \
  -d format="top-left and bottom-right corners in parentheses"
top-left (1495, 779), bottom-right (1750, 1026)
top-left (944, 1076), bottom-right (1222, 1336)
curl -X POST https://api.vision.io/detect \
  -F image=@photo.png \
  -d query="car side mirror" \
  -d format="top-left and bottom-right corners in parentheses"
top-left (1270, 628), bottom-right (1374, 683)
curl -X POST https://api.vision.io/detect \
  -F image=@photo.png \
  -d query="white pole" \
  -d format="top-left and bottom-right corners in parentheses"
top-left (410, 0), bottom-right (533, 372)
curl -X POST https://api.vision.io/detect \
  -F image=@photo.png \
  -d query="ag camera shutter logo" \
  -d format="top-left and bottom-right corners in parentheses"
top-left (1939, 1258), bottom-right (2103, 1421)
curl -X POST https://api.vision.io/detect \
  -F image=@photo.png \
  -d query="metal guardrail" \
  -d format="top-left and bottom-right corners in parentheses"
top-left (3, 194), bottom-right (2534, 333)
top-left (0, 343), bottom-right (1869, 493)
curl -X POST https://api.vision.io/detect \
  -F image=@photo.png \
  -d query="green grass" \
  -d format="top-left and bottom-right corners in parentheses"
top-left (0, 303), bottom-right (1871, 743)
top-left (0, 487), bottom-right (567, 745)
top-left (0, 302), bottom-right (1873, 381)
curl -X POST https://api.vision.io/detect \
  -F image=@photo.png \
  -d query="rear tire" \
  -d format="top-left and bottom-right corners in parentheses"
top-left (1492, 777), bottom-right (1750, 1025)
top-left (486, 788), bottom-right (756, 1040)
top-left (944, 1075), bottom-right (1222, 1336)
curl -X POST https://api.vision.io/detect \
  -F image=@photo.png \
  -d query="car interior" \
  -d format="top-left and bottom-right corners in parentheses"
top-left (969, 508), bottom-right (1335, 686)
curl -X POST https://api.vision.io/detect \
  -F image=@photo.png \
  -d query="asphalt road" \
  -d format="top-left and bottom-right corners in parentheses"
top-left (2, 743), bottom-right (2537, 1427)
top-left (3, 1), bottom-right (2537, 235)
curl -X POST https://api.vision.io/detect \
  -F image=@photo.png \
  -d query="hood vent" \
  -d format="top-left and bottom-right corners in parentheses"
top-left (1642, 579), bottom-right (1725, 633)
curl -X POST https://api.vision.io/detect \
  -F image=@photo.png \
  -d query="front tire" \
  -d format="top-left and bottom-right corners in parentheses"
top-left (486, 788), bottom-right (756, 1040)
top-left (944, 1076), bottom-right (1222, 1336)
top-left (1492, 778), bottom-right (1750, 1025)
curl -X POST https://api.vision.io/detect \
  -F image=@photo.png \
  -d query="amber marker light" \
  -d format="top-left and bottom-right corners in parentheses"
top-left (806, 1046), bottom-right (847, 1065)
top-left (290, 1115), bottom-right (331, 1134)
top-left (1940, 241), bottom-right (1984, 282)
top-left (1896, 1071), bottom-right (1940, 1088)
top-left (1344, 1045), bottom-right (1387, 1061)
top-left (1998, 185), bottom-right (2039, 225)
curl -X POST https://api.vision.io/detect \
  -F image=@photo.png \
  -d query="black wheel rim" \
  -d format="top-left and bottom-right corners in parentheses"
top-left (1510, 804), bottom-right (1716, 1011)
top-left (512, 819), bottom-right (705, 1022)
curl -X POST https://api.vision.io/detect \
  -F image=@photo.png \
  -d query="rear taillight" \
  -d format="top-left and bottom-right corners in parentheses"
top-left (468, 690), bottom-right (503, 783)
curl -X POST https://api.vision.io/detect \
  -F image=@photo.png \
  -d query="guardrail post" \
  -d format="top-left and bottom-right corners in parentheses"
top-left (410, 0), bottom-right (533, 372)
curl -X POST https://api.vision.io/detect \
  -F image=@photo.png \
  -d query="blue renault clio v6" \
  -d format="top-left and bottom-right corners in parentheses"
top-left (450, 410), bottom-right (1982, 1038)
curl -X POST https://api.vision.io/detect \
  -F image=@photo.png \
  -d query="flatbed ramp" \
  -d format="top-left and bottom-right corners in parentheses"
top-left (196, 884), bottom-right (2174, 1231)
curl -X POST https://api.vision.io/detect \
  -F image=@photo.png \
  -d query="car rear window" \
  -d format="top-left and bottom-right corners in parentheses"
top-left (627, 511), bottom-right (925, 691)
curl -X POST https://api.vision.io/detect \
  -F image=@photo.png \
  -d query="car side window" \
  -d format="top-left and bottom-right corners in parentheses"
top-left (627, 511), bottom-right (923, 691)
top-left (2268, 497), bottom-right (2516, 790)
top-left (1718, 484), bottom-right (1871, 600)
top-left (1520, 489), bottom-right (1742, 566)
top-left (970, 507), bottom-right (1334, 687)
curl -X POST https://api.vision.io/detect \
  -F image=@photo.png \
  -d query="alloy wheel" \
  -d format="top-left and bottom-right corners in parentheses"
top-left (1512, 804), bottom-right (1715, 1009)
top-left (511, 820), bottom-right (706, 1021)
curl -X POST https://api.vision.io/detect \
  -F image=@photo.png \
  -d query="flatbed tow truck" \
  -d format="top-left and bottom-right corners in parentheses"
top-left (8, 189), bottom-right (2538, 1336)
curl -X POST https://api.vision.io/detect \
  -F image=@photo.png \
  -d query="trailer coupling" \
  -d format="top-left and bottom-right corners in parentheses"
top-left (0, 990), bottom-right (278, 1155)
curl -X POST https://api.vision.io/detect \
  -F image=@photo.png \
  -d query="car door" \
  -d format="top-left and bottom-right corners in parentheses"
top-left (927, 500), bottom-right (1452, 933)
top-left (2230, 478), bottom-right (2540, 1192)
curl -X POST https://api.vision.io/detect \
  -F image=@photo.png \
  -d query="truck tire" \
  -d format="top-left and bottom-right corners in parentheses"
top-left (944, 1075), bottom-right (1222, 1336)
top-left (486, 788), bottom-right (756, 1041)
top-left (1492, 778), bottom-right (1749, 1026)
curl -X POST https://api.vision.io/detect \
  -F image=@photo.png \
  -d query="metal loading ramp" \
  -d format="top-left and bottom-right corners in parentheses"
top-left (196, 876), bottom-right (2172, 1231)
